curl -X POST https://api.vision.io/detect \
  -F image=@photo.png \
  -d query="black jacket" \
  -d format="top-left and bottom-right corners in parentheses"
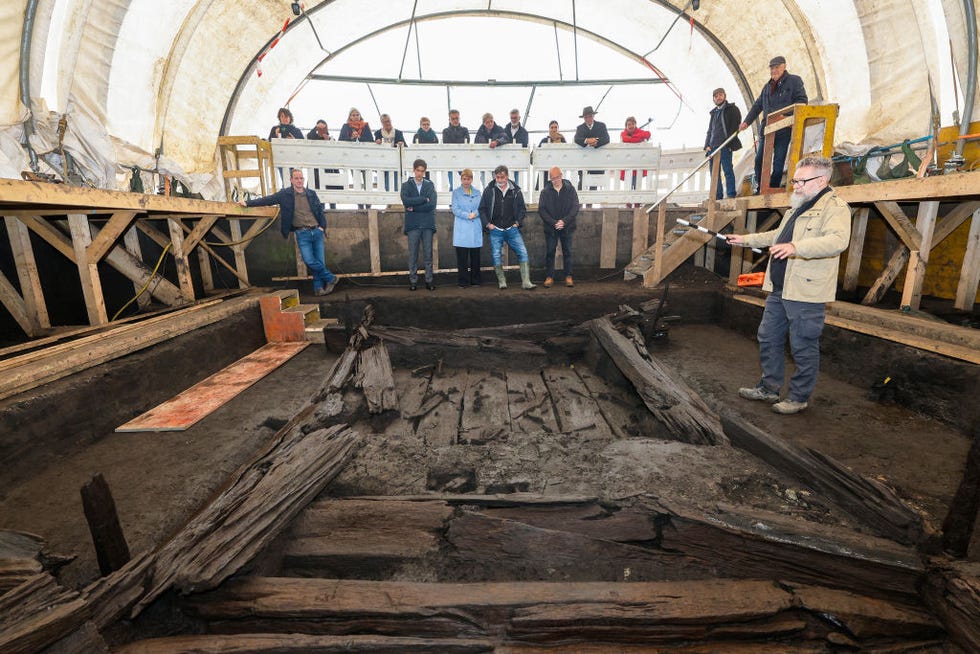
top-left (246, 187), bottom-right (326, 238)
top-left (478, 180), bottom-right (526, 231)
top-left (574, 120), bottom-right (610, 148)
top-left (375, 128), bottom-right (407, 147)
top-left (743, 72), bottom-right (808, 126)
top-left (268, 124), bottom-right (304, 140)
top-left (442, 124), bottom-right (470, 143)
top-left (474, 122), bottom-right (511, 146)
top-left (538, 180), bottom-right (580, 231)
top-left (506, 123), bottom-right (529, 147)
top-left (704, 102), bottom-right (743, 151)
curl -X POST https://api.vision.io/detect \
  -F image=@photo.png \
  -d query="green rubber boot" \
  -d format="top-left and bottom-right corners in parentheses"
top-left (494, 265), bottom-right (507, 289)
top-left (519, 261), bottom-right (536, 290)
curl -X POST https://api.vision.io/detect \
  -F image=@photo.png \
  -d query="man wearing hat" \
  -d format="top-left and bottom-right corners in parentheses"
top-left (574, 106), bottom-right (610, 191)
top-left (704, 88), bottom-right (743, 199)
top-left (739, 56), bottom-right (808, 193)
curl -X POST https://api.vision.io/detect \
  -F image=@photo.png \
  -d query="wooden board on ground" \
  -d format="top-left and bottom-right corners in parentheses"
top-left (113, 634), bottom-right (494, 654)
top-left (416, 369), bottom-right (469, 447)
top-left (460, 371), bottom-right (511, 444)
top-left (575, 367), bottom-right (666, 440)
top-left (116, 342), bottom-right (310, 432)
top-left (541, 366), bottom-right (612, 438)
top-left (506, 370), bottom-right (559, 434)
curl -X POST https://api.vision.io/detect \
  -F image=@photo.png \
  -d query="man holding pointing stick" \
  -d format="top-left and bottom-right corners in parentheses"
top-left (726, 156), bottom-right (850, 415)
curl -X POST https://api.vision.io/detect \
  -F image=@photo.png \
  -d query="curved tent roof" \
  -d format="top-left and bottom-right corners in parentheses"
top-left (1, 0), bottom-right (976, 194)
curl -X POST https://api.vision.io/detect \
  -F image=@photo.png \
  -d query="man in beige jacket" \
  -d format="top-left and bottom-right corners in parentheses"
top-left (727, 155), bottom-right (851, 414)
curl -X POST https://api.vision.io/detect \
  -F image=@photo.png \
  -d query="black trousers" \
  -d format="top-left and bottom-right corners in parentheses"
top-left (455, 247), bottom-right (482, 286)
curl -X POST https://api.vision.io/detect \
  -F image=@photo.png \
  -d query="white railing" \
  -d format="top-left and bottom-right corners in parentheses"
top-left (268, 140), bottom-right (711, 207)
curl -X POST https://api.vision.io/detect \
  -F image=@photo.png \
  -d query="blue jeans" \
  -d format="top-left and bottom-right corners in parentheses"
top-left (753, 127), bottom-right (791, 192)
top-left (488, 226), bottom-right (529, 265)
top-left (757, 291), bottom-right (826, 402)
top-left (294, 228), bottom-right (336, 291)
top-left (406, 227), bottom-right (434, 283)
top-left (712, 147), bottom-right (736, 199)
top-left (544, 228), bottom-right (573, 278)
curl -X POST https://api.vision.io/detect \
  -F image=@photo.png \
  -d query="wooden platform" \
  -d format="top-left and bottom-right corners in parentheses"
top-left (116, 341), bottom-right (309, 432)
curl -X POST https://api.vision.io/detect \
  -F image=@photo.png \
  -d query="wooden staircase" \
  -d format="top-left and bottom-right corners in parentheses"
top-left (625, 207), bottom-right (744, 286)
top-left (259, 289), bottom-right (337, 344)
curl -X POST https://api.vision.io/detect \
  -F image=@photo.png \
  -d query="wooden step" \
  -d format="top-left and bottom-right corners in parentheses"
top-left (303, 318), bottom-right (341, 344)
top-left (284, 303), bottom-right (321, 325)
top-left (260, 292), bottom-right (318, 343)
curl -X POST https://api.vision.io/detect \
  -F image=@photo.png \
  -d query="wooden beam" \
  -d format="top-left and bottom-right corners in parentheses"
top-left (198, 248), bottom-right (214, 293)
top-left (727, 209), bottom-right (748, 287)
top-left (228, 219), bottom-right (250, 288)
top-left (842, 207), bottom-right (869, 292)
top-left (80, 474), bottom-right (131, 576)
top-left (874, 201), bottom-right (921, 250)
top-left (85, 221), bottom-right (185, 306)
top-left (954, 208), bottom-right (980, 310)
top-left (134, 218), bottom-right (171, 248)
top-left (4, 216), bottom-right (49, 328)
top-left (181, 215), bottom-right (221, 253)
top-left (67, 213), bottom-right (109, 325)
top-left (367, 209), bottom-right (381, 273)
top-left (599, 208), bottom-right (618, 268)
top-left (643, 203), bottom-right (667, 287)
top-left (630, 206), bottom-right (648, 259)
top-left (193, 238), bottom-right (252, 288)
top-left (900, 201), bottom-right (939, 310)
top-left (122, 226), bottom-right (151, 309)
top-left (240, 215), bottom-right (276, 248)
top-left (86, 211), bottom-right (137, 262)
top-left (167, 219), bottom-right (194, 302)
top-left (17, 214), bottom-right (75, 260)
top-left (0, 270), bottom-right (36, 337)
top-left (862, 246), bottom-right (911, 305)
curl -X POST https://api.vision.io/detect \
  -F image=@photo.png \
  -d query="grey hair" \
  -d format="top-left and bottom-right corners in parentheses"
top-left (797, 155), bottom-right (833, 181)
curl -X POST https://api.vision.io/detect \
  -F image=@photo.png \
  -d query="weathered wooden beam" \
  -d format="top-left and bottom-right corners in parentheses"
top-left (80, 474), bottom-right (131, 576)
top-left (181, 215), bottom-right (221, 253)
top-left (0, 573), bottom-right (89, 654)
top-left (954, 208), bottom-right (980, 311)
top-left (720, 412), bottom-right (922, 544)
top-left (0, 531), bottom-right (46, 595)
top-left (371, 325), bottom-right (549, 371)
top-left (367, 209), bottom-right (382, 273)
top-left (842, 207), bottom-right (869, 292)
top-left (67, 213), bottom-right (108, 325)
top-left (942, 425), bottom-right (980, 557)
top-left (86, 211), bottom-right (137, 262)
top-left (630, 205), bottom-right (648, 259)
top-left (590, 316), bottom-right (727, 445)
top-left (227, 219), bottom-right (250, 288)
top-left (862, 246), bottom-right (910, 305)
top-left (121, 226), bottom-right (151, 309)
top-left (923, 560), bottom-right (980, 652)
top-left (4, 216), bottom-right (50, 329)
top-left (167, 218), bottom-right (195, 302)
top-left (599, 208), bottom-right (618, 268)
top-left (0, 270), bottom-right (37, 337)
top-left (874, 201), bottom-right (922, 250)
top-left (113, 634), bottom-right (493, 654)
top-left (354, 341), bottom-right (398, 414)
top-left (900, 200), bottom-right (939, 310)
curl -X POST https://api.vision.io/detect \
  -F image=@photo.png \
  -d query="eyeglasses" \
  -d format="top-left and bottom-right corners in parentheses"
top-left (790, 176), bottom-right (821, 186)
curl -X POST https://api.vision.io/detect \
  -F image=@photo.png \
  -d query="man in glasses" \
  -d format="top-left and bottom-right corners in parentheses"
top-left (726, 156), bottom-right (850, 414)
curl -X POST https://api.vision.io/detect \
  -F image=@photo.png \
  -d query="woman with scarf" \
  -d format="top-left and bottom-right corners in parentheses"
top-left (338, 108), bottom-right (373, 142)
top-left (620, 116), bottom-right (652, 197)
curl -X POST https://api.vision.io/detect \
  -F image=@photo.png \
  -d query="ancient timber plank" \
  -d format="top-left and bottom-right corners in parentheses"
top-left (373, 325), bottom-right (549, 371)
top-left (114, 634), bottom-right (494, 654)
top-left (541, 366), bottom-right (613, 438)
top-left (506, 370), bottom-right (559, 434)
top-left (923, 560), bottom-right (980, 652)
top-left (460, 370), bottom-right (511, 444)
top-left (354, 341), bottom-right (398, 414)
top-left (575, 366), bottom-right (666, 440)
top-left (416, 369), bottom-right (468, 447)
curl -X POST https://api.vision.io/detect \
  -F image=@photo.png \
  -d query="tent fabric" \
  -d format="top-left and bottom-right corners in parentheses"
top-left (0, 0), bottom-right (975, 191)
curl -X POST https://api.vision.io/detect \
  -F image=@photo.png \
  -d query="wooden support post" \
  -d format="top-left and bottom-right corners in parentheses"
top-left (166, 218), bottom-right (195, 303)
top-left (87, 211), bottom-right (137, 262)
top-left (644, 203), bottom-right (667, 288)
top-left (631, 206), bottom-right (648, 259)
top-left (4, 216), bottom-right (49, 329)
top-left (80, 473), bottom-right (131, 576)
top-left (431, 230), bottom-right (440, 273)
top-left (727, 209), bottom-right (748, 287)
top-left (0, 271), bottom-right (37, 337)
top-left (228, 218), bottom-right (250, 288)
top-left (367, 209), bottom-right (381, 274)
top-left (67, 213), bottom-right (109, 325)
top-left (954, 208), bottom-right (980, 311)
top-left (843, 207), bottom-right (869, 292)
top-left (900, 201), bottom-right (939, 311)
top-left (122, 226), bottom-right (152, 309)
top-left (599, 209), bottom-right (618, 268)
top-left (198, 247), bottom-right (214, 293)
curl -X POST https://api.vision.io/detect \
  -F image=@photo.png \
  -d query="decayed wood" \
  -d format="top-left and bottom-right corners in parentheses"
top-left (456, 320), bottom-right (573, 341)
top-left (590, 316), bottom-right (727, 445)
top-left (372, 325), bottom-right (549, 371)
top-left (506, 370), bottom-right (559, 434)
top-left (541, 366), bottom-right (613, 437)
top-left (0, 573), bottom-right (89, 654)
top-left (39, 621), bottom-right (108, 654)
top-left (416, 369), bottom-right (468, 446)
top-left (574, 366), bottom-right (666, 440)
top-left (113, 634), bottom-right (494, 653)
top-left (0, 530), bottom-right (45, 594)
top-left (923, 560), bottom-right (980, 652)
top-left (720, 412), bottom-right (923, 545)
top-left (460, 371), bottom-right (510, 443)
top-left (277, 499), bottom-right (452, 576)
top-left (354, 341), bottom-right (398, 414)
top-left (942, 425), bottom-right (980, 558)
top-left (80, 474), bottom-right (131, 576)
top-left (132, 423), bottom-right (359, 613)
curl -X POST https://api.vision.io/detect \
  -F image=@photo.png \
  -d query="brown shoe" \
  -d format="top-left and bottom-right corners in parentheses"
top-left (543, 277), bottom-right (553, 288)
top-left (565, 276), bottom-right (574, 287)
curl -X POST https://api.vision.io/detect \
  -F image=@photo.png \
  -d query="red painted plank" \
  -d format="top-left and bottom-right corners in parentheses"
top-left (116, 342), bottom-right (310, 432)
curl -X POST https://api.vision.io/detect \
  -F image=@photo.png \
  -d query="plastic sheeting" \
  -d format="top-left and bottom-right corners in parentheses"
top-left (0, 0), bottom-right (975, 188)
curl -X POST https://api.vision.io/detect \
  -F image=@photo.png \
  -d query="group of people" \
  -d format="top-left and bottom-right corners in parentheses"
top-left (398, 158), bottom-right (578, 293)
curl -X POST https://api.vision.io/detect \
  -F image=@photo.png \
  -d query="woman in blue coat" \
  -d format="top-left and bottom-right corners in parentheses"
top-left (451, 168), bottom-right (484, 287)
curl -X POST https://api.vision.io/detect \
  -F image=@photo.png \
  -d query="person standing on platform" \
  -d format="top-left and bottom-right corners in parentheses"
top-left (726, 156), bottom-right (850, 414)
top-left (704, 88), bottom-right (743, 199)
top-left (400, 158), bottom-right (438, 291)
top-left (451, 169), bottom-right (483, 287)
top-left (537, 166), bottom-right (579, 288)
top-left (241, 169), bottom-right (336, 296)
top-left (740, 56), bottom-right (807, 193)
top-left (479, 164), bottom-right (535, 291)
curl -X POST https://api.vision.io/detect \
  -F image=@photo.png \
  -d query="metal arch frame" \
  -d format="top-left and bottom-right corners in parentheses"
top-left (221, 4), bottom-right (761, 136)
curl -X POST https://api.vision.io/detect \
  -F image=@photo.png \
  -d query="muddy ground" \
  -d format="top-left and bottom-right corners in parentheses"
top-left (0, 267), bottom-right (973, 591)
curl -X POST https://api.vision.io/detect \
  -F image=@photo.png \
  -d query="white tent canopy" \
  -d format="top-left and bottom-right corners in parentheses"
top-left (0, 0), bottom-right (976, 194)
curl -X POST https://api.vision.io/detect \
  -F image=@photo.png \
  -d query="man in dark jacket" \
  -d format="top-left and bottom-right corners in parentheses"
top-left (478, 164), bottom-right (535, 290)
top-left (443, 109), bottom-right (470, 191)
top-left (241, 169), bottom-right (336, 296)
top-left (574, 106), bottom-right (610, 189)
top-left (704, 88), bottom-right (743, 199)
top-left (538, 166), bottom-right (580, 288)
top-left (474, 113), bottom-right (511, 148)
top-left (740, 56), bottom-right (808, 193)
top-left (400, 159), bottom-right (438, 291)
